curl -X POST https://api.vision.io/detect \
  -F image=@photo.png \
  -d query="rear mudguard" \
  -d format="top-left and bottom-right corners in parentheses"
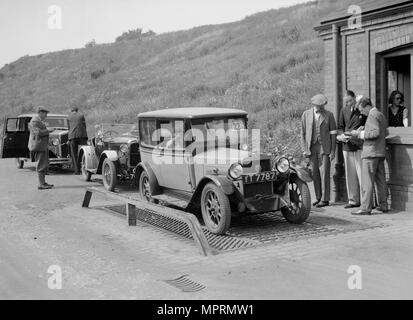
top-left (135, 162), bottom-right (161, 195)
top-left (78, 146), bottom-right (98, 171)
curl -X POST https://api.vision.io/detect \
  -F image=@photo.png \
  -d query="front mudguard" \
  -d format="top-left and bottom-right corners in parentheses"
top-left (290, 164), bottom-right (312, 183)
top-left (190, 175), bottom-right (235, 208)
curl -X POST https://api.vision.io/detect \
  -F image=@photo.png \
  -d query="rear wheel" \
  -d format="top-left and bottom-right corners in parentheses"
top-left (102, 158), bottom-right (117, 191)
top-left (201, 183), bottom-right (231, 235)
top-left (281, 176), bottom-right (311, 224)
top-left (16, 158), bottom-right (24, 169)
top-left (81, 153), bottom-right (92, 181)
top-left (138, 171), bottom-right (158, 203)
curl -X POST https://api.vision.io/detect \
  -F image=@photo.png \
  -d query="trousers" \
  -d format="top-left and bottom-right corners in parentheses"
top-left (361, 157), bottom-right (388, 212)
top-left (34, 151), bottom-right (49, 185)
top-left (343, 150), bottom-right (362, 205)
top-left (310, 142), bottom-right (331, 202)
top-left (70, 138), bottom-right (88, 173)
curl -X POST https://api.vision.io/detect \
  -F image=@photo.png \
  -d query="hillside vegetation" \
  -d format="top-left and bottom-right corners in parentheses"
top-left (0, 0), bottom-right (353, 158)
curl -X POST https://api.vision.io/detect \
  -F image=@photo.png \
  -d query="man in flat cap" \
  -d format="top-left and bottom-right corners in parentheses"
top-left (301, 94), bottom-right (337, 207)
top-left (28, 106), bottom-right (55, 189)
top-left (68, 106), bottom-right (88, 175)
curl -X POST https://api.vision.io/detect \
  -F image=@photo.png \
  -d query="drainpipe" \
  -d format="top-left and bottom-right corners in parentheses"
top-left (331, 24), bottom-right (346, 203)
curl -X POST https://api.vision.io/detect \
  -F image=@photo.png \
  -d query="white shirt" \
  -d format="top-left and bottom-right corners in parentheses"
top-left (313, 107), bottom-right (321, 121)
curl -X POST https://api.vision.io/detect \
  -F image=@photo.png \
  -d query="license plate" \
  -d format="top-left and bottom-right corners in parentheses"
top-left (242, 171), bottom-right (277, 184)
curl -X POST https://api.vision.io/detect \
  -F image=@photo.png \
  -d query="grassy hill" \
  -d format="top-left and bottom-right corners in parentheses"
top-left (0, 0), bottom-right (352, 158)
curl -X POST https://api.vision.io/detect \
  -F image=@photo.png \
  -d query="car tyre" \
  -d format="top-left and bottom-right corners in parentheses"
top-left (81, 153), bottom-right (92, 182)
top-left (16, 158), bottom-right (24, 169)
top-left (138, 170), bottom-right (158, 203)
top-left (281, 176), bottom-right (311, 224)
top-left (201, 182), bottom-right (231, 235)
top-left (102, 158), bottom-right (117, 191)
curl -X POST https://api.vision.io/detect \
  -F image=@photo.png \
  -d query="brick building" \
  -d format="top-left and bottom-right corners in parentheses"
top-left (315, 0), bottom-right (413, 211)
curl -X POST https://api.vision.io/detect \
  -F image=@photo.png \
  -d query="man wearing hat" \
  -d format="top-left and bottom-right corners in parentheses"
top-left (301, 94), bottom-right (337, 207)
top-left (68, 107), bottom-right (88, 175)
top-left (28, 106), bottom-right (54, 190)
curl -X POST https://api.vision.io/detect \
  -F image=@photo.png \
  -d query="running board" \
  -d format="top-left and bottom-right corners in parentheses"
top-left (152, 194), bottom-right (189, 209)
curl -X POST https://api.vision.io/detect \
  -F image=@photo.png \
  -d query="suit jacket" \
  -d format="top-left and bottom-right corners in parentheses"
top-left (361, 108), bottom-right (388, 159)
top-left (28, 115), bottom-right (49, 152)
top-left (301, 108), bottom-right (337, 156)
top-left (68, 113), bottom-right (88, 140)
top-left (338, 105), bottom-right (367, 152)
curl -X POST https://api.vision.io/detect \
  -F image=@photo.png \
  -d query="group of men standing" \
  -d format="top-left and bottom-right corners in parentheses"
top-left (301, 92), bottom-right (389, 215)
top-left (28, 106), bottom-right (88, 190)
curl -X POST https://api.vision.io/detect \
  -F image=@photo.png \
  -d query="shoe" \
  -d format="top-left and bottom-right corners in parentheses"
top-left (316, 201), bottom-right (329, 208)
top-left (344, 203), bottom-right (360, 209)
top-left (38, 184), bottom-right (53, 190)
top-left (312, 200), bottom-right (321, 206)
top-left (351, 210), bottom-right (371, 215)
top-left (44, 183), bottom-right (54, 187)
top-left (371, 208), bottom-right (389, 214)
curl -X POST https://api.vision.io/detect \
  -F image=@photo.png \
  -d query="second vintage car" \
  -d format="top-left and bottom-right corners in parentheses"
top-left (79, 124), bottom-right (140, 191)
top-left (1, 113), bottom-right (72, 168)
top-left (135, 107), bottom-right (312, 235)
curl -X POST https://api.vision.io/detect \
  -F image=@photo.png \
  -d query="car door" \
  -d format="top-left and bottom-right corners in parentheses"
top-left (159, 119), bottom-right (192, 192)
top-left (1, 117), bottom-right (30, 158)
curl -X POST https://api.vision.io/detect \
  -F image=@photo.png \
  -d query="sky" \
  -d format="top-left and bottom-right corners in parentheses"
top-left (0, 0), bottom-right (312, 68)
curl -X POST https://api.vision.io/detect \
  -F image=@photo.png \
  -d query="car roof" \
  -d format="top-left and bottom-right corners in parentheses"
top-left (18, 113), bottom-right (68, 118)
top-left (138, 107), bottom-right (248, 119)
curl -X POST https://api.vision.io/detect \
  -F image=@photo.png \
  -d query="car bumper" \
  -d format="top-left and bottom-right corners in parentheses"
top-left (49, 158), bottom-right (72, 166)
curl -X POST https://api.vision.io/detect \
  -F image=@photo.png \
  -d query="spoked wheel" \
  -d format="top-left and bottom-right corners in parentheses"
top-left (81, 153), bottom-right (92, 181)
top-left (281, 175), bottom-right (311, 224)
top-left (102, 158), bottom-right (117, 191)
top-left (16, 158), bottom-right (24, 169)
top-left (201, 183), bottom-right (231, 235)
top-left (138, 171), bottom-right (158, 203)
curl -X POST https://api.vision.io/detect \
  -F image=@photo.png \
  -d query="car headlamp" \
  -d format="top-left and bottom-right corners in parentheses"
top-left (52, 138), bottom-right (60, 146)
top-left (228, 163), bottom-right (243, 180)
top-left (119, 144), bottom-right (128, 154)
top-left (276, 157), bottom-right (290, 173)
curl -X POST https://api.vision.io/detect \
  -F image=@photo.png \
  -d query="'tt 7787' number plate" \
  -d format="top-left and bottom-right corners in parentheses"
top-left (242, 171), bottom-right (277, 184)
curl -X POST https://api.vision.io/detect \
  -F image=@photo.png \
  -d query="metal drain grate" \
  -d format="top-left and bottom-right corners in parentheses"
top-left (163, 275), bottom-right (206, 292)
top-left (135, 207), bottom-right (194, 239)
top-left (202, 229), bottom-right (259, 251)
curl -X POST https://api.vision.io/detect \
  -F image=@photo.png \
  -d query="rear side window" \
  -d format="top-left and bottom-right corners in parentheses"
top-left (139, 120), bottom-right (157, 146)
top-left (6, 118), bottom-right (26, 133)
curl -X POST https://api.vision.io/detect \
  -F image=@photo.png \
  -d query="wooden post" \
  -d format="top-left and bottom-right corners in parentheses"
top-left (126, 203), bottom-right (136, 226)
top-left (82, 190), bottom-right (93, 208)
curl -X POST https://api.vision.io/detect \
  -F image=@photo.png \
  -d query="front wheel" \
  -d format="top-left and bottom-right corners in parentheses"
top-left (102, 158), bottom-right (117, 191)
top-left (281, 176), bottom-right (311, 224)
top-left (81, 153), bottom-right (92, 181)
top-left (201, 183), bottom-right (231, 235)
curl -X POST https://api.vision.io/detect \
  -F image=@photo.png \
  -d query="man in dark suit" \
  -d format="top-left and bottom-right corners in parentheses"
top-left (337, 90), bottom-right (367, 209)
top-left (350, 97), bottom-right (389, 215)
top-left (28, 106), bottom-right (54, 189)
top-left (301, 94), bottom-right (337, 208)
top-left (68, 107), bottom-right (88, 174)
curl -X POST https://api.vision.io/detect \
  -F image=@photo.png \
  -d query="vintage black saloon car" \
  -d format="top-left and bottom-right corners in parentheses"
top-left (79, 124), bottom-right (140, 191)
top-left (135, 107), bottom-right (312, 235)
top-left (1, 113), bottom-right (72, 168)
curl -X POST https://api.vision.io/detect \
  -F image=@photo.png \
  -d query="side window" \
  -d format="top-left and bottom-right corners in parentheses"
top-left (6, 118), bottom-right (25, 133)
top-left (139, 119), bottom-right (157, 146)
top-left (159, 120), bottom-right (173, 144)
